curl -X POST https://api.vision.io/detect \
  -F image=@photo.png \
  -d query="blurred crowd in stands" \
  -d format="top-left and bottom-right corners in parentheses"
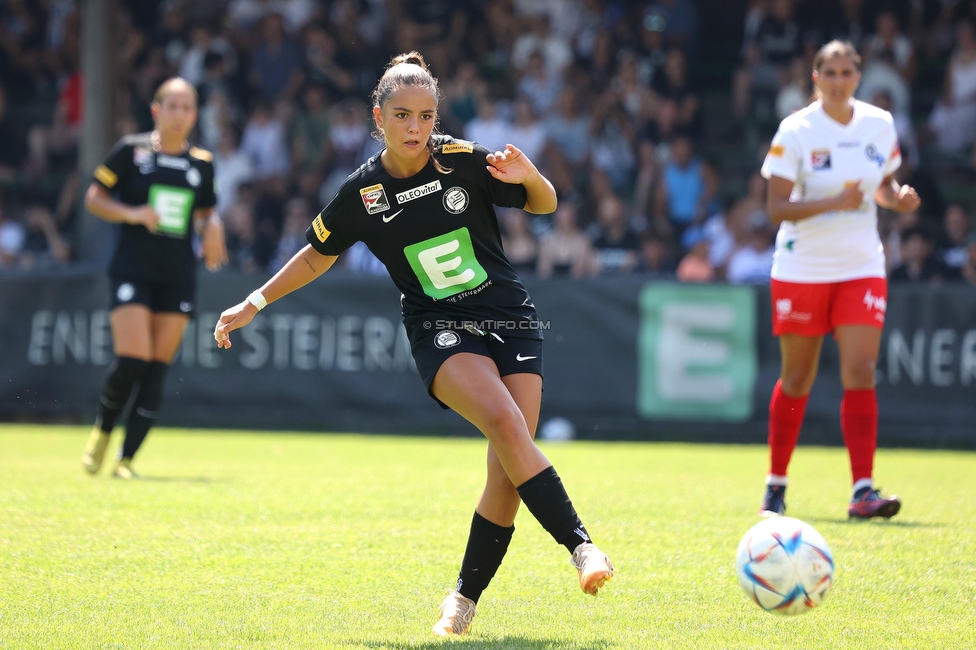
top-left (0, 0), bottom-right (975, 287)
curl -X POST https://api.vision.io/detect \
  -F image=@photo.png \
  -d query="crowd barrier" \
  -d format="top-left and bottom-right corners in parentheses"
top-left (2, 272), bottom-right (974, 446)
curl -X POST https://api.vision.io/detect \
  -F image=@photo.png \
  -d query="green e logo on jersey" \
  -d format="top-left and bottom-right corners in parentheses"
top-left (148, 184), bottom-right (194, 236)
top-left (404, 227), bottom-right (488, 300)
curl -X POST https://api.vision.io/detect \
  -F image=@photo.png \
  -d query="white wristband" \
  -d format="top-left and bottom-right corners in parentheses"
top-left (246, 290), bottom-right (267, 311)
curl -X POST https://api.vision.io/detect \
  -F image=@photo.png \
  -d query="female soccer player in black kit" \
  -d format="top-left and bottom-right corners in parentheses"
top-left (81, 78), bottom-right (227, 479)
top-left (213, 53), bottom-right (614, 636)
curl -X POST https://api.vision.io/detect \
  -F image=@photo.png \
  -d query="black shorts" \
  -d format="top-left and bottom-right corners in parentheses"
top-left (412, 329), bottom-right (544, 409)
top-left (110, 275), bottom-right (196, 316)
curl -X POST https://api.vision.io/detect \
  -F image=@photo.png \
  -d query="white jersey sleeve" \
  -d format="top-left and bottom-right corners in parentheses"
top-left (761, 125), bottom-right (803, 183)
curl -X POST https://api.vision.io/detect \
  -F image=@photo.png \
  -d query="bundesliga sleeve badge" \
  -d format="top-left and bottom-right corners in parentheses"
top-left (360, 183), bottom-right (391, 215)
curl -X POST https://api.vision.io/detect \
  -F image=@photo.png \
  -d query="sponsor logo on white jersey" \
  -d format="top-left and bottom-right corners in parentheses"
top-left (395, 180), bottom-right (442, 204)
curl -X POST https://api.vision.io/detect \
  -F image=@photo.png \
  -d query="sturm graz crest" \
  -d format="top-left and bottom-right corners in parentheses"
top-left (434, 330), bottom-right (461, 349)
top-left (442, 187), bottom-right (469, 214)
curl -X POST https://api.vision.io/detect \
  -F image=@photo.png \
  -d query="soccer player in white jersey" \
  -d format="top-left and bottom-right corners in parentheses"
top-left (757, 41), bottom-right (920, 519)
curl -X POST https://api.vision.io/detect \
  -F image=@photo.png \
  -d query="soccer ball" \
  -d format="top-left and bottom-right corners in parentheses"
top-left (735, 516), bottom-right (834, 615)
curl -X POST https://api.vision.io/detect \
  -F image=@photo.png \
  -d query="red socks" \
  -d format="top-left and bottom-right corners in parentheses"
top-left (768, 380), bottom-right (809, 477)
top-left (841, 388), bottom-right (878, 483)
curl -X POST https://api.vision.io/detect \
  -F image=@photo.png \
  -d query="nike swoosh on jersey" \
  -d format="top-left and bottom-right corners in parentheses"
top-left (516, 353), bottom-right (537, 361)
top-left (382, 209), bottom-right (404, 223)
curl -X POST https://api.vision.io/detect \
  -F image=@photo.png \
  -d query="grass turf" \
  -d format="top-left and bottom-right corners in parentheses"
top-left (1, 425), bottom-right (974, 649)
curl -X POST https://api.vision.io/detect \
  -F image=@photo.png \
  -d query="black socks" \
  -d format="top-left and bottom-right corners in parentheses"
top-left (121, 361), bottom-right (169, 460)
top-left (97, 357), bottom-right (149, 433)
top-left (516, 466), bottom-right (591, 553)
top-left (456, 512), bottom-right (515, 604)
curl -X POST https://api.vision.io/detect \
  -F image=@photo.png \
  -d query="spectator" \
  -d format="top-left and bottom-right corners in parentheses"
top-left (890, 227), bottom-right (957, 284)
top-left (499, 208), bottom-right (538, 277)
top-left (198, 88), bottom-right (237, 151)
top-left (26, 64), bottom-right (82, 178)
top-left (589, 93), bottom-right (637, 194)
top-left (537, 201), bottom-right (594, 278)
top-left (937, 204), bottom-right (972, 270)
top-left (443, 61), bottom-right (487, 130)
top-left (511, 15), bottom-right (573, 78)
top-left (862, 10), bottom-right (916, 82)
top-left (545, 88), bottom-right (591, 163)
top-left (615, 50), bottom-right (656, 131)
top-left (248, 13), bottom-right (305, 103)
top-left (177, 24), bottom-right (212, 87)
top-left (517, 50), bottom-right (563, 116)
top-left (928, 19), bottom-right (976, 155)
top-left (701, 199), bottom-right (738, 275)
top-left (870, 90), bottom-right (919, 168)
top-left (651, 47), bottom-right (700, 134)
top-left (642, 0), bottom-right (699, 53)
top-left (214, 128), bottom-right (255, 214)
top-left (654, 132), bottom-right (719, 247)
top-left (223, 192), bottom-right (260, 273)
top-left (961, 233), bottom-right (976, 285)
top-left (675, 228), bottom-right (715, 282)
top-left (726, 212), bottom-right (774, 284)
top-left (732, 0), bottom-right (804, 119)
top-left (291, 84), bottom-right (332, 171)
top-left (508, 98), bottom-right (547, 163)
top-left (465, 98), bottom-right (511, 153)
top-left (18, 205), bottom-right (71, 270)
top-left (0, 85), bottom-right (27, 182)
top-left (0, 198), bottom-right (25, 269)
top-left (638, 231), bottom-right (676, 278)
top-left (856, 49), bottom-right (910, 118)
top-left (775, 56), bottom-right (813, 120)
top-left (591, 194), bottom-right (640, 275)
top-left (240, 99), bottom-right (290, 182)
top-left (269, 198), bottom-right (313, 273)
top-left (301, 23), bottom-right (356, 100)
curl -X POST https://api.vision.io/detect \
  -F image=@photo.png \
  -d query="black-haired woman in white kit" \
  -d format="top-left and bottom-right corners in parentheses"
top-left (213, 52), bottom-right (614, 637)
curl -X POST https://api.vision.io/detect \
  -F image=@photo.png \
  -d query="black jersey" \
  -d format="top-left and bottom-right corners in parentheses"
top-left (93, 133), bottom-right (217, 284)
top-left (305, 135), bottom-right (543, 342)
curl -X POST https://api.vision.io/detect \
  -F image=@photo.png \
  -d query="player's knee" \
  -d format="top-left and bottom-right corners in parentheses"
top-left (480, 403), bottom-right (529, 449)
top-left (781, 367), bottom-right (816, 396)
top-left (841, 360), bottom-right (876, 389)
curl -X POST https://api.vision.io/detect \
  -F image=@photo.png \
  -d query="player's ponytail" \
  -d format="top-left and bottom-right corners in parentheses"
top-left (812, 40), bottom-right (861, 101)
top-left (371, 51), bottom-right (450, 173)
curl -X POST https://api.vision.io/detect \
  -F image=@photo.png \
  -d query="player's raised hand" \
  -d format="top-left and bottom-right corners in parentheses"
top-left (894, 184), bottom-right (921, 213)
top-left (486, 144), bottom-right (538, 185)
top-left (835, 181), bottom-right (864, 211)
top-left (128, 205), bottom-right (160, 232)
top-left (213, 301), bottom-right (258, 350)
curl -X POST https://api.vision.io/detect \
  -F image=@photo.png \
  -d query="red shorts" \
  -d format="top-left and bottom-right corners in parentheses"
top-left (770, 277), bottom-right (887, 337)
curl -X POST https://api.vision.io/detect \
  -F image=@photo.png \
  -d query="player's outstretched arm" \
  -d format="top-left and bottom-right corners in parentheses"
top-left (214, 244), bottom-right (337, 349)
top-left (486, 144), bottom-right (557, 214)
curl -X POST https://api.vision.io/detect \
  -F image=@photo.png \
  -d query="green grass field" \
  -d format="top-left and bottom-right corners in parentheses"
top-left (1, 425), bottom-right (974, 649)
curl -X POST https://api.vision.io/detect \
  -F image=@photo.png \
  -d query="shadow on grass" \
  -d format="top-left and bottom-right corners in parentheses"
top-left (135, 476), bottom-right (218, 484)
top-left (806, 516), bottom-right (944, 528)
top-left (351, 638), bottom-right (611, 650)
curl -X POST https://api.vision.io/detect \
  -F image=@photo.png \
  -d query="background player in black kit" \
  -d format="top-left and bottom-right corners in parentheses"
top-left (81, 78), bottom-right (227, 479)
top-left (212, 52), bottom-right (614, 636)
